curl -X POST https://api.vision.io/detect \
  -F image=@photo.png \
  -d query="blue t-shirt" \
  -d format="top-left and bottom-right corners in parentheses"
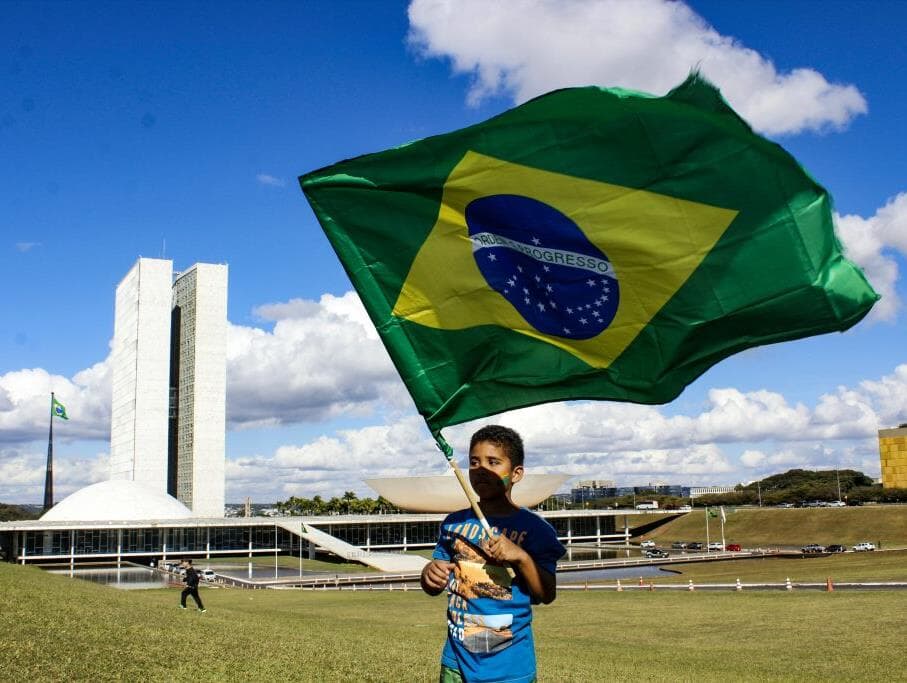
top-left (432, 507), bottom-right (566, 683)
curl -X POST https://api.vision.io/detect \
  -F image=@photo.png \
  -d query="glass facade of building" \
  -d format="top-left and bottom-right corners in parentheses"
top-left (1, 510), bottom-right (630, 565)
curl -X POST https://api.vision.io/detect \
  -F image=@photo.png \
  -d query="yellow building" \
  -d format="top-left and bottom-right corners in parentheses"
top-left (879, 425), bottom-right (907, 488)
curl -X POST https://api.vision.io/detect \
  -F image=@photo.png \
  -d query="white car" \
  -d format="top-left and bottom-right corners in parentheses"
top-left (640, 540), bottom-right (656, 548)
top-left (707, 542), bottom-right (724, 551)
top-left (200, 568), bottom-right (217, 580)
top-left (853, 542), bottom-right (876, 552)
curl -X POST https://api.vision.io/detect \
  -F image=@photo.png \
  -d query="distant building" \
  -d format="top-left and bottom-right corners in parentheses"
top-left (879, 425), bottom-right (907, 488)
top-left (570, 481), bottom-right (691, 503)
top-left (572, 480), bottom-right (617, 503)
top-left (110, 258), bottom-right (227, 517)
top-left (689, 486), bottom-right (735, 498)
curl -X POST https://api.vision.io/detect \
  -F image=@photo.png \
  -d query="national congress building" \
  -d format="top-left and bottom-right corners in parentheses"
top-left (110, 258), bottom-right (228, 517)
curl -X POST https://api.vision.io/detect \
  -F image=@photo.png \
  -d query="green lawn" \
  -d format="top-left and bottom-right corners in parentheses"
top-left (560, 549), bottom-right (907, 585)
top-left (2, 561), bottom-right (905, 681)
top-left (636, 505), bottom-right (907, 547)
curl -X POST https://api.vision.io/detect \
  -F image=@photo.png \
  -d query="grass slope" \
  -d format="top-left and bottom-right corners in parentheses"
top-left (560, 549), bottom-right (907, 585)
top-left (3, 562), bottom-right (906, 681)
top-left (638, 506), bottom-right (907, 547)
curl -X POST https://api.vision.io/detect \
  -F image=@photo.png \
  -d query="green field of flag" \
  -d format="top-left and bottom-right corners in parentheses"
top-left (51, 396), bottom-right (68, 420)
top-left (300, 74), bottom-right (878, 434)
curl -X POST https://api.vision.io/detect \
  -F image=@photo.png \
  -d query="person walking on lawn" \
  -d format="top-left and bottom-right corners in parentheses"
top-left (179, 559), bottom-right (206, 612)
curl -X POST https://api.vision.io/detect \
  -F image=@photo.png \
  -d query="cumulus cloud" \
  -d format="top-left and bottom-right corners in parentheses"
top-left (835, 192), bottom-right (907, 322)
top-left (0, 364), bottom-right (111, 444)
top-left (222, 361), bottom-right (907, 499)
top-left (225, 416), bottom-right (441, 501)
top-left (407, 0), bottom-right (866, 135)
top-left (256, 173), bottom-right (286, 187)
top-left (227, 292), bottom-right (406, 428)
top-left (0, 292), bottom-right (405, 446)
top-left (0, 446), bottom-right (109, 501)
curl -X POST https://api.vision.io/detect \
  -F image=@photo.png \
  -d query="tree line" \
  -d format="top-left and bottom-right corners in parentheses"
top-left (275, 491), bottom-right (401, 516)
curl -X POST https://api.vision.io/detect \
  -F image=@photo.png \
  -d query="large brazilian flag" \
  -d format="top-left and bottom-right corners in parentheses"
top-left (300, 74), bottom-right (878, 435)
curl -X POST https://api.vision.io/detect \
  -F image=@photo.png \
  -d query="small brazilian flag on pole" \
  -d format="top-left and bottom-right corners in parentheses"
top-left (52, 396), bottom-right (68, 420)
top-left (300, 74), bottom-right (878, 435)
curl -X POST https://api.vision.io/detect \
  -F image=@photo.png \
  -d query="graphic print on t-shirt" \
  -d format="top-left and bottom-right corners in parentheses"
top-left (452, 538), bottom-right (513, 600)
top-left (462, 613), bottom-right (514, 654)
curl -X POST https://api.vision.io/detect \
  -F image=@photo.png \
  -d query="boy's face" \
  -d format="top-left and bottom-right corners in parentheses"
top-left (468, 440), bottom-right (523, 500)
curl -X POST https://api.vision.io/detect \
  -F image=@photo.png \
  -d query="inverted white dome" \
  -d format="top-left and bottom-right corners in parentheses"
top-left (41, 480), bottom-right (194, 521)
top-left (365, 473), bottom-right (570, 513)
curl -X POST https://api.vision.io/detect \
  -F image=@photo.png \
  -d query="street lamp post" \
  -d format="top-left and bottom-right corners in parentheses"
top-left (705, 506), bottom-right (710, 552)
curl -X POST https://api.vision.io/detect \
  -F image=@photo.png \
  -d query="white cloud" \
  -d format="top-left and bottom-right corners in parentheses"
top-left (218, 361), bottom-right (907, 500)
top-left (0, 364), bottom-right (111, 444)
top-left (15, 241), bottom-right (42, 253)
top-left (227, 291), bottom-right (406, 428)
top-left (835, 192), bottom-right (907, 322)
top-left (5, 360), bottom-right (904, 502)
top-left (224, 416), bottom-right (442, 502)
top-left (0, 292), bottom-right (405, 445)
top-left (256, 173), bottom-right (286, 187)
top-left (407, 0), bottom-right (866, 135)
top-left (0, 447), bottom-right (109, 501)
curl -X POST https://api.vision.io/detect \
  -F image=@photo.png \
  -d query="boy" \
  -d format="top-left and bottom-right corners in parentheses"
top-left (421, 425), bottom-right (566, 683)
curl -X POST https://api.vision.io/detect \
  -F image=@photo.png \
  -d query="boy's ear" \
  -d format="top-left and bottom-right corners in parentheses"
top-left (510, 464), bottom-right (524, 484)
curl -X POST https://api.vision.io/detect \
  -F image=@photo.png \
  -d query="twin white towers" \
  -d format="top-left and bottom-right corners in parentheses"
top-left (110, 258), bottom-right (227, 517)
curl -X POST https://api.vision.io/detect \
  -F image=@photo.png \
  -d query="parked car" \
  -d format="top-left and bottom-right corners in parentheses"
top-left (644, 548), bottom-right (669, 558)
top-left (725, 543), bottom-right (742, 552)
top-left (853, 542), bottom-right (876, 552)
top-left (200, 568), bottom-right (217, 581)
top-left (671, 541), bottom-right (688, 550)
top-left (640, 540), bottom-right (656, 548)
top-left (801, 544), bottom-right (826, 553)
top-left (687, 542), bottom-right (703, 551)
top-left (826, 544), bottom-right (846, 553)
top-left (677, 505), bottom-right (693, 512)
top-left (707, 542), bottom-right (724, 551)
top-left (777, 503), bottom-right (795, 508)
top-left (827, 500), bottom-right (846, 507)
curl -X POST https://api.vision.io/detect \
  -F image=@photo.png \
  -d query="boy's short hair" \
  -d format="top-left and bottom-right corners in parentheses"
top-left (470, 425), bottom-right (524, 468)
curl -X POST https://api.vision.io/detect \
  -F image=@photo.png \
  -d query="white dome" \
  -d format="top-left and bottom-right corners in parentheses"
top-left (41, 480), bottom-right (194, 521)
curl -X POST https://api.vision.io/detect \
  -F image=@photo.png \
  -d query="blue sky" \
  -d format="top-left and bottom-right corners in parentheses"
top-left (2, 0), bottom-right (906, 504)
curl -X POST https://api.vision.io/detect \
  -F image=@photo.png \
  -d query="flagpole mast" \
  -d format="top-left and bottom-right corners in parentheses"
top-left (44, 392), bottom-right (55, 512)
